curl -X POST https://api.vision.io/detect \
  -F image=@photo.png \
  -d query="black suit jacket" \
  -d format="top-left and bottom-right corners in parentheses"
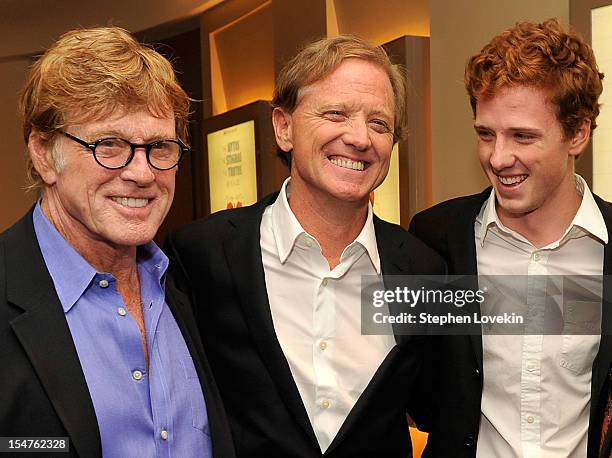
top-left (409, 188), bottom-right (612, 458)
top-left (165, 193), bottom-right (446, 457)
top-left (0, 210), bottom-right (235, 458)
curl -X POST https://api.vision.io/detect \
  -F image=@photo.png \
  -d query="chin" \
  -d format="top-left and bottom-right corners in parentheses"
top-left (109, 229), bottom-right (157, 247)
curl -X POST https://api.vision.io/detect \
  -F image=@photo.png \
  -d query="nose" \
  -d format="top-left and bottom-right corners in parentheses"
top-left (343, 118), bottom-right (372, 151)
top-left (120, 148), bottom-right (156, 184)
top-left (487, 136), bottom-right (515, 171)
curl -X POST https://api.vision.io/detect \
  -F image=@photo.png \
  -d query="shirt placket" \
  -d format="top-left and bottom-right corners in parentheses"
top-left (521, 250), bottom-right (549, 457)
top-left (141, 266), bottom-right (171, 458)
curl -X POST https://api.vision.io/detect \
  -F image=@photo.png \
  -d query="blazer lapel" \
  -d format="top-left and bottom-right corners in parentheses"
top-left (593, 197), bottom-right (612, 416)
top-left (324, 219), bottom-right (412, 454)
top-left (5, 212), bottom-right (101, 457)
top-left (375, 216), bottom-right (415, 341)
top-left (165, 277), bottom-right (235, 457)
top-left (222, 199), bottom-right (319, 448)
top-left (449, 189), bottom-right (489, 372)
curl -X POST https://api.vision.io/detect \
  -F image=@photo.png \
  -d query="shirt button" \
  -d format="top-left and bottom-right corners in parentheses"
top-left (322, 278), bottom-right (328, 287)
top-left (319, 340), bottom-right (327, 351)
top-left (305, 239), bottom-right (313, 248)
top-left (117, 307), bottom-right (127, 316)
top-left (527, 362), bottom-right (536, 372)
top-left (321, 400), bottom-right (330, 409)
top-left (527, 416), bottom-right (535, 424)
top-left (132, 370), bottom-right (143, 381)
top-left (160, 430), bottom-right (168, 440)
top-left (99, 279), bottom-right (109, 288)
top-left (533, 253), bottom-right (541, 262)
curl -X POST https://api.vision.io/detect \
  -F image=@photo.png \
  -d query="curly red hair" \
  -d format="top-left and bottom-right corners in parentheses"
top-left (465, 18), bottom-right (604, 138)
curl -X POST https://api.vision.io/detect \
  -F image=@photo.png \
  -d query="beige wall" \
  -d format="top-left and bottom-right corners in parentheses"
top-left (0, 59), bottom-right (36, 231)
top-left (429, 0), bottom-right (570, 204)
top-left (0, 0), bottom-right (223, 58)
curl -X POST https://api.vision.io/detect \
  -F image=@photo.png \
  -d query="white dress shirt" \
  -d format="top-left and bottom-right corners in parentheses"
top-left (475, 175), bottom-right (607, 458)
top-left (260, 178), bottom-right (396, 452)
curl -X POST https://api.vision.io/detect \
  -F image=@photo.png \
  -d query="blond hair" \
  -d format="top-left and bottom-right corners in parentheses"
top-left (20, 26), bottom-right (190, 190)
top-left (272, 35), bottom-right (407, 143)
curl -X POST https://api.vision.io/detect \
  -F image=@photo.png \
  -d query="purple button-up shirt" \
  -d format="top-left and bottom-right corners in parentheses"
top-left (33, 203), bottom-right (212, 458)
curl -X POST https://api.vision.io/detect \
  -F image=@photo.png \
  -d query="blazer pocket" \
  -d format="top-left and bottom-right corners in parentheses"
top-left (181, 356), bottom-right (211, 435)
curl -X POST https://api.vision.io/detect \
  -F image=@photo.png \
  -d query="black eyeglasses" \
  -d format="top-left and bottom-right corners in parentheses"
top-left (60, 131), bottom-right (190, 170)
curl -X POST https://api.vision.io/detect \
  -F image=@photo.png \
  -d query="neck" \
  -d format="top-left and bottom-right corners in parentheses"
top-left (41, 195), bottom-right (138, 277)
top-left (496, 175), bottom-right (582, 248)
top-left (288, 181), bottom-right (368, 269)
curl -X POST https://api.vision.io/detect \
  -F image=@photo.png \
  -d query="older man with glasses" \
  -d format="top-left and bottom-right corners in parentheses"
top-left (0, 27), bottom-right (234, 457)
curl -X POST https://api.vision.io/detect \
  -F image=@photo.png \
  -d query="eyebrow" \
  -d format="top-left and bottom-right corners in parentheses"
top-left (319, 102), bottom-right (393, 120)
top-left (473, 124), bottom-right (542, 133)
top-left (85, 130), bottom-right (175, 141)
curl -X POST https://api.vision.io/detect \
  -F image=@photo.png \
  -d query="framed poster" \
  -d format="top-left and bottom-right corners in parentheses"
top-left (199, 100), bottom-right (287, 217)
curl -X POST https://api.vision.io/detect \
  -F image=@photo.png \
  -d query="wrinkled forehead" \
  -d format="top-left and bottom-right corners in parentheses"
top-left (63, 103), bottom-right (174, 128)
top-left (295, 58), bottom-right (394, 108)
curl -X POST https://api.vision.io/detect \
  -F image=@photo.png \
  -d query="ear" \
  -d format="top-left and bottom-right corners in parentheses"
top-left (272, 107), bottom-right (294, 152)
top-left (28, 128), bottom-right (59, 185)
top-left (568, 118), bottom-right (591, 158)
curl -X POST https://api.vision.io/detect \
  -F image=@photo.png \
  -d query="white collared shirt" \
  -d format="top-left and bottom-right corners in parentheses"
top-left (475, 175), bottom-right (607, 458)
top-left (260, 178), bottom-right (396, 452)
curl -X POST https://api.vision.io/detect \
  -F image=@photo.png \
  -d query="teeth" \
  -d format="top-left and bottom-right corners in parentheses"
top-left (498, 175), bottom-right (527, 185)
top-left (330, 157), bottom-right (365, 171)
top-left (111, 197), bottom-right (149, 208)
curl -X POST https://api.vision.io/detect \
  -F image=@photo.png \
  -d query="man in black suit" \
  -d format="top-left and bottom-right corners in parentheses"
top-left (410, 19), bottom-right (611, 457)
top-left (0, 27), bottom-right (234, 457)
top-left (166, 35), bottom-right (445, 457)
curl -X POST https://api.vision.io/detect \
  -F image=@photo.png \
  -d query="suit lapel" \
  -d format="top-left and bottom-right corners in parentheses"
top-left (165, 277), bottom-right (234, 457)
top-left (449, 190), bottom-right (488, 372)
top-left (5, 212), bottom-right (101, 457)
top-left (593, 197), bottom-right (612, 417)
top-left (222, 199), bottom-right (319, 448)
top-left (325, 218), bottom-right (413, 454)
top-left (375, 216), bottom-right (414, 341)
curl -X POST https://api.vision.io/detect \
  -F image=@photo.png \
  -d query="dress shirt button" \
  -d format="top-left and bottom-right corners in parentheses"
top-left (473, 368), bottom-right (480, 378)
top-left (305, 238), bottom-right (313, 248)
top-left (533, 252), bottom-right (541, 262)
top-left (321, 399), bottom-right (330, 409)
top-left (322, 278), bottom-right (328, 287)
top-left (99, 279), bottom-right (109, 288)
top-left (464, 435), bottom-right (475, 447)
top-left (117, 307), bottom-right (127, 316)
top-left (526, 361), bottom-right (536, 372)
top-left (132, 370), bottom-right (143, 381)
top-left (160, 430), bottom-right (168, 440)
top-left (319, 340), bottom-right (327, 351)
top-left (527, 416), bottom-right (535, 424)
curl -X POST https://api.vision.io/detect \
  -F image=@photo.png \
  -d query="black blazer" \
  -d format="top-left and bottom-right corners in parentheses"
top-left (409, 188), bottom-right (612, 458)
top-left (0, 210), bottom-right (235, 458)
top-left (165, 193), bottom-right (446, 457)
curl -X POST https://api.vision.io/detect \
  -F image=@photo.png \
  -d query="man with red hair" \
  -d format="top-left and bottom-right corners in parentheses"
top-left (411, 19), bottom-right (610, 457)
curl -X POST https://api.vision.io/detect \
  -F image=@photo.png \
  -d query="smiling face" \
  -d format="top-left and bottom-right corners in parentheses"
top-left (474, 85), bottom-right (589, 227)
top-left (273, 58), bottom-right (395, 207)
top-left (32, 107), bottom-right (177, 254)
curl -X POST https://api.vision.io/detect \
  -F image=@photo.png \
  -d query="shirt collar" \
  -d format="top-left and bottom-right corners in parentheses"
top-left (33, 201), bottom-right (169, 313)
top-left (270, 178), bottom-right (381, 273)
top-left (477, 174), bottom-right (608, 247)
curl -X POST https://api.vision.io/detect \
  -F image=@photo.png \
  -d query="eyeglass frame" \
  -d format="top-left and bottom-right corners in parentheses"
top-left (59, 131), bottom-right (190, 170)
